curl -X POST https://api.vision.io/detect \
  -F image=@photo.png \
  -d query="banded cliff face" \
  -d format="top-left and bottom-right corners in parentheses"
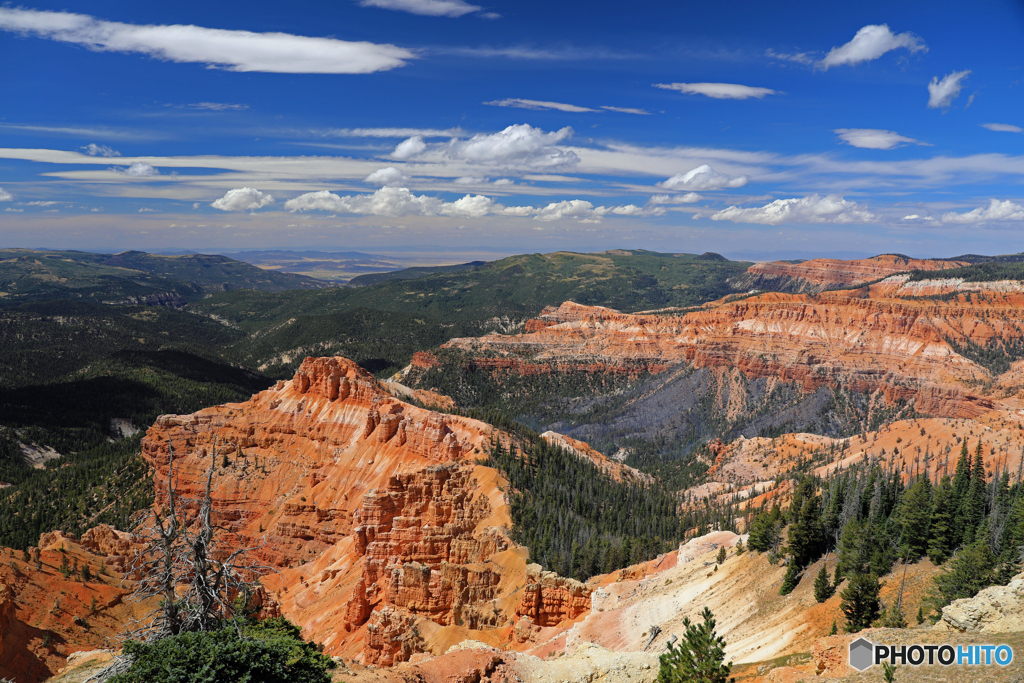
top-left (441, 287), bottom-right (1024, 418)
top-left (730, 254), bottom-right (970, 294)
top-left (139, 357), bottom-right (590, 666)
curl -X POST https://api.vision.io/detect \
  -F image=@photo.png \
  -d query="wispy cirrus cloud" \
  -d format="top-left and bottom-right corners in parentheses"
top-left (184, 102), bottom-right (249, 111)
top-left (0, 7), bottom-right (414, 74)
top-left (765, 48), bottom-right (816, 66)
top-left (484, 98), bottom-right (597, 113)
top-left (834, 129), bottom-right (928, 150)
top-left (820, 24), bottom-right (926, 69)
top-left (982, 123), bottom-right (1023, 133)
top-left (928, 71), bottom-right (971, 109)
top-left (358, 0), bottom-right (484, 17)
top-left (653, 82), bottom-right (777, 100)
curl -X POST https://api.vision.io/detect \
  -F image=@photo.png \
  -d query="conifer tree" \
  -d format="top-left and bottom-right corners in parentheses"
top-left (962, 443), bottom-right (987, 544)
top-left (814, 562), bottom-right (835, 602)
top-left (928, 476), bottom-right (956, 565)
top-left (657, 607), bottom-right (734, 683)
top-left (897, 475), bottom-right (932, 561)
top-left (840, 572), bottom-right (882, 632)
top-left (780, 563), bottom-right (799, 596)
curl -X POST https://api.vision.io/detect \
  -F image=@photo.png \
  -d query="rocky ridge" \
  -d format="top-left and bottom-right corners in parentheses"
top-left (730, 254), bottom-right (971, 294)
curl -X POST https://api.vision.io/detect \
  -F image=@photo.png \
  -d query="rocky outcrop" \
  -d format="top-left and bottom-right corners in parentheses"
top-left (515, 564), bottom-right (592, 628)
top-left (936, 571), bottom-right (1024, 633)
top-left (136, 356), bottom-right (574, 667)
top-left (730, 254), bottom-right (970, 294)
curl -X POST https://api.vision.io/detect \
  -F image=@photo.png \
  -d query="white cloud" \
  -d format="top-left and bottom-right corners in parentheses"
top-left (600, 106), bottom-right (650, 115)
top-left (901, 214), bottom-right (935, 221)
top-left (444, 124), bottom-right (579, 171)
top-left (653, 82), bottom-right (777, 100)
top-left (25, 201), bottom-right (59, 206)
top-left (192, 202), bottom-right (200, 209)
top-left (284, 187), bottom-right (646, 221)
top-left (453, 176), bottom-right (515, 186)
top-left (765, 48), bottom-right (816, 66)
top-left (313, 127), bottom-right (463, 138)
top-left (941, 199), bottom-right (1024, 224)
top-left (120, 162), bottom-right (159, 177)
top-left (657, 164), bottom-right (748, 191)
top-left (392, 136), bottom-right (427, 160)
top-left (982, 123), bottom-right (1023, 133)
top-left (534, 199), bottom-right (601, 221)
top-left (440, 194), bottom-right (495, 218)
top-left (0, 8), bottom-right (413, 74)
top-left (364, 166), bottom-right (408, 186)
top-left (0, 188), bottom-right (12, 201)
top-left (649, 193), bottom-right (702, 204)
top-left (711, 194), bottom-right (875, 224)
top-left (211, 187), bottom-right (274, 211)
top-left (5, 207), bottom-right (23, 212)
top-left (82, 143), bottom-right (120, 157)
top-left (186, 102), bottom-right (249, 111)
top-left (138, 208), bottom-right (157, 212)
top-left (834, 128), bottom-right (926, 150)
top-left (820, 24), bottom-right (926, 69)
top-left (359, 0), bottom-right (481, 17)
top-left (928, 71), bottom-right (971, 109)
top-left (484, 98), bottom-right (597, 113)
top-left (492, 178), bottom-right (514, 185)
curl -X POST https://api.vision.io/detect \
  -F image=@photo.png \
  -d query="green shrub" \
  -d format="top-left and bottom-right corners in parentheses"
top-left (107, 617), bottom-right (334, 683)
top-left (658, 607), bottom-right (734, 683)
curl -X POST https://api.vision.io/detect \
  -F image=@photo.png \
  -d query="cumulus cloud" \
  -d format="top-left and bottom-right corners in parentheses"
top-left (484, 98), bottom-right (597, 113)
top-left (928, 71), bottom-right (970, 109)
top-left (711, 194), bottom-right (875, 225)
top-left (901, 214), bottom-right (935, 221)
top-left (119, 162), bottom-right (159, 177)
top-left (657, 165), bottom-right (748, 191)
top-left (0, 8), bottom-right (413, 74)
top-left (834, 128), bottom-right (926, 150)
top-left (284, 187), bottom-right (649, 221)
top-left (820, 24), bottom-right (926, 69)
top-left (211, 187), bottom-right (274, 211)
top-left (359, 0), bottom-right (482, 17)
top-left (82, 143), bottom-right (120, 156)
top-left (392, 135), bottom-right (427, 160)
top-left (364, 166), bottom-right (408, 186)
top-left (447, 124), bottom-right (578, 170)
top-left (649, 193), bottom-right (702, 204)
top-left (653, 82), bottom-right (777, 99)
top-left (5, 207), bottom-right (23, 212)
top-left (393, 124), bottom-right (580, 171)
top-left (982, 123), bottom-right (1022, 133)
top-left (941, 199), bottom-right (1024, 224)
top-left (0, 188), bottom-right (12, 201)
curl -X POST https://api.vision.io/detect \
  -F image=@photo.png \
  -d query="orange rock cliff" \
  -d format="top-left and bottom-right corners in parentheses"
top-left (136, 356), bottom-right (591, 665)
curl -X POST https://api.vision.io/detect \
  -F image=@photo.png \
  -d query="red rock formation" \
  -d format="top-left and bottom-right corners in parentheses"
top-left (442, 287), bottom-right (1024, 418)
top-left (136, 356), bottom-right (585, 667)
top-left (733, 254), bottom-right (970, 294)
top-left (515, 564), bottom-right (591, 628)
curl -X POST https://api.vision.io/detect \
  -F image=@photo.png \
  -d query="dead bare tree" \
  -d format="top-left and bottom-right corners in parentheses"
top-left (88, 436), bottom-right (271, 681)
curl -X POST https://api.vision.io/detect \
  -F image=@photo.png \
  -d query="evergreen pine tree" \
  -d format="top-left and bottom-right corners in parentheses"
top-left (780, 563), bottom-right (799, 596)
top-left (928, 476), bottom-right (955, 565)
top-left (929, 539), bottom-right (996, 611)
top-left (813, 562), bottom-right (835, 602)
top-left (897, 475), bottom-right (932, 561)
top-left (840, 572), bottom-right (882, 632)
top-left (962, 443), bottom-right (987, 544)
top-left (657, 607), bottom-right (734, 683)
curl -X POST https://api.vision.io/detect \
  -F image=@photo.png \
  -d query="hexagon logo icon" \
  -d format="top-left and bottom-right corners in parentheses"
top-left (849, 637), bottom-right (874, 671)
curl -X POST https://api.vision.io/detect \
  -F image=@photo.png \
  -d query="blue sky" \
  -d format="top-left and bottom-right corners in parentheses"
top-left (0, 0), bottom-right (1022, 259)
